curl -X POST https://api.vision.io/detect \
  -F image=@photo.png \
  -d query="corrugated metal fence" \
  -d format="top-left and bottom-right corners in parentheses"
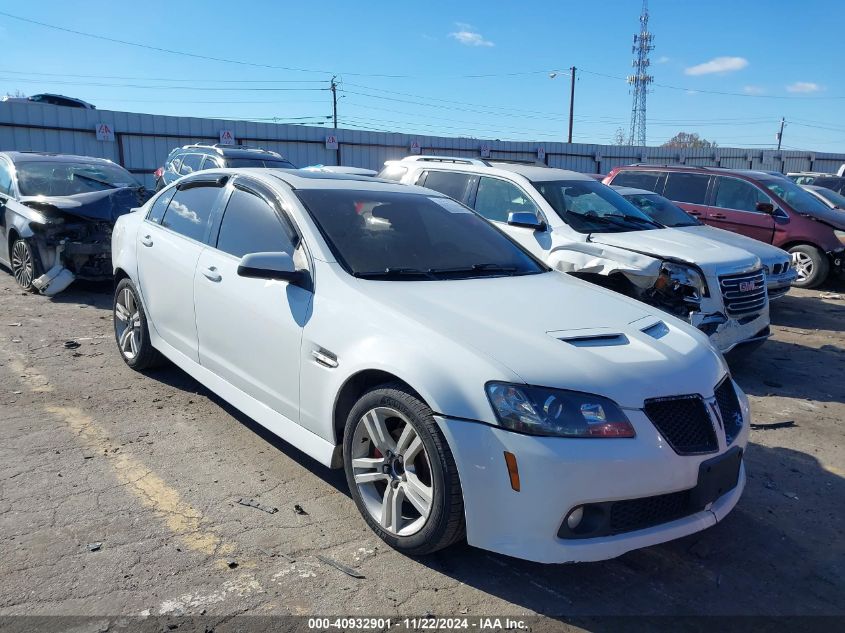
top-left (2, 102), bottom-right (843, 189)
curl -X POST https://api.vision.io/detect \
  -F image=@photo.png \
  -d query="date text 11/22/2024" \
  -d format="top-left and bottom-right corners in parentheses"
top-left (307, 617), bottom-right (528, 630)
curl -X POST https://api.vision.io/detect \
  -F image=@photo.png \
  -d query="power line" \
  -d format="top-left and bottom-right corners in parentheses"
top-left (0, 68), bottom-right (328, 83)
top-left (0, 76), bottom-right (327, 91)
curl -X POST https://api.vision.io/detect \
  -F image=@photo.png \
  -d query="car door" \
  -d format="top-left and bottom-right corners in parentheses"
top-left (662, 171), bottom-right (712, 220)
top-left (137, 178), bottom-right (225, 362)
top-left (193, 178), bottom-right (311, 424)
top-left (471, 176), bottom-right (549, 258)
top-left (709, 176), bottom-right (776, 243)
top-left (0, 158), bottom-right (14, 264)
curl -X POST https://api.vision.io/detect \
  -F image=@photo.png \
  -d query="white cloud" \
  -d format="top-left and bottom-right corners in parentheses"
top-left (449, 23), bottom-right (494, 47)
top-left (786, 81), bottom-right (822, 93)
top-left (656, 56), bottom-right (670, 64)
top-left (743, 85), bottom-right (765, 95)
top-left (684, 56), bottom-right (749, 76)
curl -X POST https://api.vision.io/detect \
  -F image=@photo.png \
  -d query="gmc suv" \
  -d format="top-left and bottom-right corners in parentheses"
top-left (604, 166), bottom-right (845, 288)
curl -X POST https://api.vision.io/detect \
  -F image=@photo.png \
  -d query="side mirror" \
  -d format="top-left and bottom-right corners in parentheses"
top-left (237, 252), bottom-right (302, 283)
top-left (507, 211), bottom-right (546, 230)
top-left (756, 202), bottom-right (775, 214)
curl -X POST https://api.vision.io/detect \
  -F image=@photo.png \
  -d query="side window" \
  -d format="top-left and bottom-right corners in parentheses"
top-left (610, 170), bottom-right (665, 194)
top-left (419, 170), bottom-right (475, 203)
top-left (215, 188), bottom-right (298, 258)
top-left (663, 173), bottom-right (710, 204)
top-left (160, 184), bottom-right (221, 241)
top-left (167, 155), bottom-right (183, 174)
top-left (146, 188), bottom-right (176, 224)
top-left (179, 153), bottom-right (203, 175)
top-left (376, 165), bottom-right (407, 182)
top-left (201, 155), bottom-right (223, 170)
top-left (474, 177), bottom-right (540, 222)
top-left (713, 177), bottom-right (769, 213)
top-left (0, 161), bottom-right (13, 195)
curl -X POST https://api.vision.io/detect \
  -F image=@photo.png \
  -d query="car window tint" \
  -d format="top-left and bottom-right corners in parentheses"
top-left (179, 154), bottom-right (203, 175)
top-left (713, 177), bottom-right (769, 212)
top-left (216, 188), bottom-right (297, 258)
top-left (0, 161), bottom-right (12, 195)
top-left (474, 177), bottom-right (539, 222)
top-left (420, 171), bottom-right (475, 202)
top-left (202, 155), bottom-right (223, 170)
top-left (611, 171), bottom-right (665, 193)
top-left (376, 165), bottom-right (407, 182)
top-left (160, 184), bottom-right (220, 241)
top-left (147, 188), bottom-right (176, 224)
top-left (663, 173), bottom-right (710, 204)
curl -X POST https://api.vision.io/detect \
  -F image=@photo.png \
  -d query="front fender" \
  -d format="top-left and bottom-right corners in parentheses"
top-left (547, 241), bottom-right (662, 289)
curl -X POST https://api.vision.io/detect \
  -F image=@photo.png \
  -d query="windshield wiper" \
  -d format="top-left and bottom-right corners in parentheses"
top-left (427, 263), bottom-right (519, 277)
top-left (353, 267), bottom-right (436, 280)
top-left (72, 173), bottom-right (120, 189)
top-left (619, 214), bottom-right (663, 228)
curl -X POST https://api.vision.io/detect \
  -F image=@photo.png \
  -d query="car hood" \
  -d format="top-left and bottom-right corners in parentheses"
top-left (672, 225), bottom-right (790, 266)
top-left (587, 227), bottom-right (760, 271)
top-left (794, 204), bottom-right (845, 230)
top-left (20, 187), bottom-right (150, 223)
top-left (357, 271), bottom-right (726, 407)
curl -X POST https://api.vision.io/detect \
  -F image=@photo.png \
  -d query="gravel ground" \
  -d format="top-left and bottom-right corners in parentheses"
top-left (0, 275), bottom-right (843, 626)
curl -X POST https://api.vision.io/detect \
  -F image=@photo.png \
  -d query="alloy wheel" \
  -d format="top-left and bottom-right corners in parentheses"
top-left (791, 251), bottom-right (813, 283)
top-left (114, 287), bottom-right (141, 360)
top-left (11, 240), bottom-right (34, 288)
top-left (351, 406), bottom-right (434, 536)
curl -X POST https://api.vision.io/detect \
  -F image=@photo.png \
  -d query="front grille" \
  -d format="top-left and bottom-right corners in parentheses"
top-left (609, 489), bottom-right (692, 533)
top-left (715, 378), bottom-right (743, 445)
top-left (719, 269), bottom-right (768, 317)
top-left (643, 396), bottom-right (718, 455)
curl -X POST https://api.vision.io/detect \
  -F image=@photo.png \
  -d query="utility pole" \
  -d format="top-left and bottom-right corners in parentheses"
top-left (776, 117), bottom-right (785, 151)
top-left (568, 66), bottom-right (576, 144)
top-left (330, 75), bottom-right (340, 165)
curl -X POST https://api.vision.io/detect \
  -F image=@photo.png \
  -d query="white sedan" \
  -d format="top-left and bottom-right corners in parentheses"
top-left (111, 168), bottom-right (749, 563)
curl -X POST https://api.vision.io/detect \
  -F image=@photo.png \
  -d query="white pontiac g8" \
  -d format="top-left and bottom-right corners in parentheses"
top-left (111, 168), bottom-right (749, 563)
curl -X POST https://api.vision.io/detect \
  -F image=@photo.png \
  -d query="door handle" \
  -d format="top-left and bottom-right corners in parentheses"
top-left (141, 235), bottom-right (153, 247)
top-left (712, 213), bottom-right (727, 219)
top-left (688, 209), bottom-right (702, 216)
top-left (201, 266), bottom-right (222, 282)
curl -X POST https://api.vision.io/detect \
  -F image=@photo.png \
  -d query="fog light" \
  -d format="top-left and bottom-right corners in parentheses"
top-left (566, 506), bottom-right (584, 529)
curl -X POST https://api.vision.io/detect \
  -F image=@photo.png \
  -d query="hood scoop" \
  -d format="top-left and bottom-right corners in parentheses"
top-left (641, 320), bottom-right (670, 340)
top-left (557, 333), bottom-right (629, 348)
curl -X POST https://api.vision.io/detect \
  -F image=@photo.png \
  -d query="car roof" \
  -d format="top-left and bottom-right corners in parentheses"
top-left (614, 164), bottom-right (788, 181)
top-left (393, 155), bottom-right (593, 182)
top-left (177, 144), bottom-right (285, 159)
top-left (199, 168), bottom-right (437, 195)
top-left (0, 151), bottom-right (118, 165)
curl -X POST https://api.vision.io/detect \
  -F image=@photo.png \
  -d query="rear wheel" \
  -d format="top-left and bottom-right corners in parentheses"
top-left (343, 384), bottom-right (465, 555)
top-left (113, 278), bottom-right (165, 370)
top-left (789, 244), bottom-right (828, 288)
top-left (10, 238), bottom-right (41, 292)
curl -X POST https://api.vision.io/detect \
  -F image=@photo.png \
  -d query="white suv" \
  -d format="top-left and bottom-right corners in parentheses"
top-left (382, 156), bottom-right (771, 353)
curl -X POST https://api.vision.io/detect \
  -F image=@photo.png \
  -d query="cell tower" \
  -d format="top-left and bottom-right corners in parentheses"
top-left (627, 0), bottom-right (654, 146)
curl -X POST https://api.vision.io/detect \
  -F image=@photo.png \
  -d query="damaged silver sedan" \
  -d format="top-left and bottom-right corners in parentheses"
top-left (0, 151), bottom-right (150, 295)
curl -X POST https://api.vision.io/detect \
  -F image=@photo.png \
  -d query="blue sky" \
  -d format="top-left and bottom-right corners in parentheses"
top-left (1, 0), bottom-right (842, 151)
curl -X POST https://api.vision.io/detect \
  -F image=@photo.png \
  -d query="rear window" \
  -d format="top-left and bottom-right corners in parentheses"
top-left (160, 184), bottom-right (222, 242)
top-left (224, 157), bottom-right (296, 168)
top-left (663, 173), bottom-right (710, 205)
top-left (419, 171), bottom-right (477, 203)
top-left (610, 170), bottom-right (665, 194)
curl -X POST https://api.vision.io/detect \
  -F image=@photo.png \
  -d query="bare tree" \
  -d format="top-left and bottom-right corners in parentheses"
top-left (612, 127), bottom-right (628, 145)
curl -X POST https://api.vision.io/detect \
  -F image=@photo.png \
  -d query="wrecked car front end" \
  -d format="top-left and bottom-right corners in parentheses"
top-left (17, 188), bottom-right (149, 295)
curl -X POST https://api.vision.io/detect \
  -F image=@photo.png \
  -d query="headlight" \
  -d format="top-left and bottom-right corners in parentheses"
top-left (835, 230), bottom-right (845, 246)
top-left (485, 382), bottom-right (635, 438)
top-left (658, 261), bottom-right (707, 299)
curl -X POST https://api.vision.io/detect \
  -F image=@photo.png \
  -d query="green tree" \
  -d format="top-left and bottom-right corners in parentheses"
top-left (662, 132), bottom-right (718, 149)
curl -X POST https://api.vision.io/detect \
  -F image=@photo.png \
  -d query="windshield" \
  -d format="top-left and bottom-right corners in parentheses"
top-left (761, 177), bottom-right (832, 215)
top-left (226, 157), bottom-right (296, 168)
top-left (16, 161), bottom-right (140, 196)
top-left (623, 192), bottom-right (699, 227)
top-left (810, 187), bottom-right (845, 209)
top-left (295, 189), bottom-right (546, 280)
top-left (532, 179), bottom-right (662, 233)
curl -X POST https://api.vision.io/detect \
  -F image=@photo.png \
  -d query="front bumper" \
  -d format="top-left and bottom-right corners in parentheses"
top-left (436, 392), bottom-right (749, 564)
top-left (691, 305), bottom-right (770, 353)
top-left (766, 270), bottom-right (797, 301)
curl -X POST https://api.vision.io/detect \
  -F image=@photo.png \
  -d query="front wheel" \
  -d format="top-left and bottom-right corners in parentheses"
top-left (343, 384), bottom-right (465, 555)
top-left (10, 238), bottom-right (41, 292)
top-left (113, 278), bottom-right (165, 370)
top-left (789, 244), bottom-right (829, 288)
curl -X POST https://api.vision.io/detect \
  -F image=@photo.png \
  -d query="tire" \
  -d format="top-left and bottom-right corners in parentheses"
top-left (343, 383), bottom-right (465, 556)
top-left (10, 237), bottom-right (42, 292)
top-left (789, 244), bottom-right (829, 288)
top-left (113, 278), bottom-right (165, 370)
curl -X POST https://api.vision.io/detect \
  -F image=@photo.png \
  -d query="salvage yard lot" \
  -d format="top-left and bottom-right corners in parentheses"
top-left (1, 280), bottom-right (843, 621)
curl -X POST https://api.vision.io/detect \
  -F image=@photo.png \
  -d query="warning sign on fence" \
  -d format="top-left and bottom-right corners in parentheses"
top-left (219, 129), bottom-right (235, 145)
top-left (95, 123), bottom-right (114, 142)
top-left (325, 135), bottom-right (339, 150)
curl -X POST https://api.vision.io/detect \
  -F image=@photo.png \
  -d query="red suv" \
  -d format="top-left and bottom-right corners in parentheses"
top-left (604, 166), bottom-right (845, 288)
